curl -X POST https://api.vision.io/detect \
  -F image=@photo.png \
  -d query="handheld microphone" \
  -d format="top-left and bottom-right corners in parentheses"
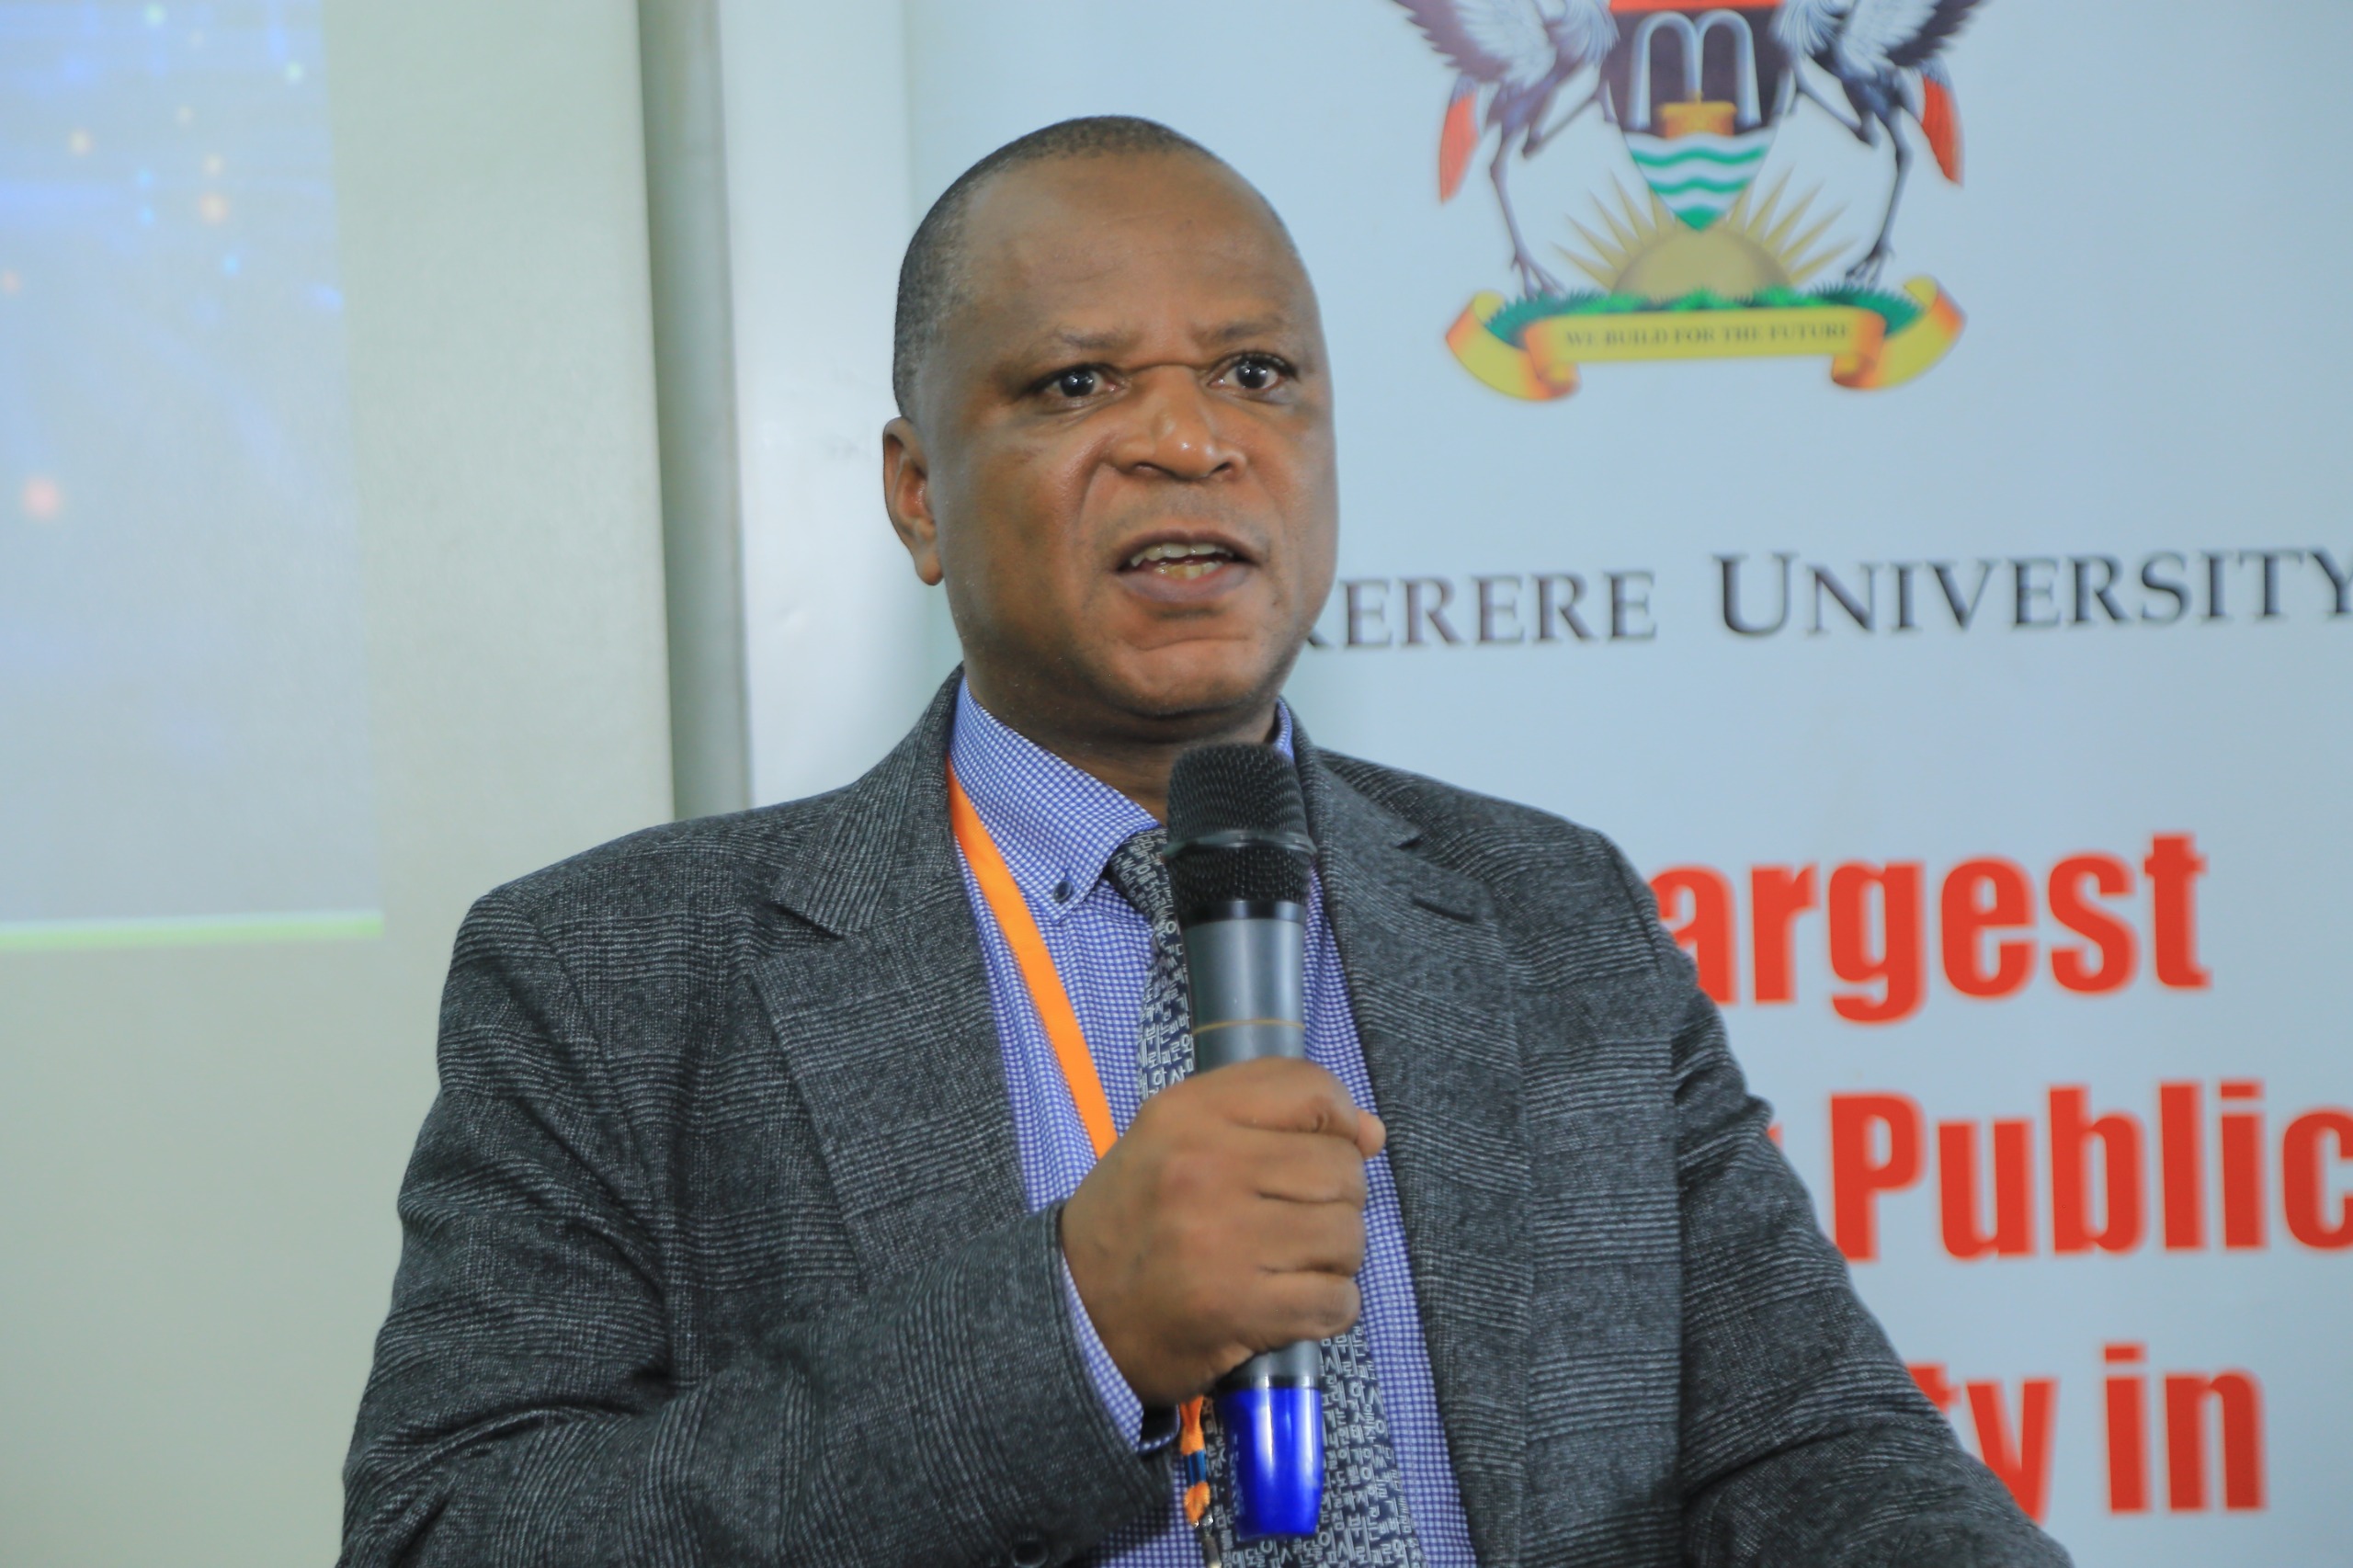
top-left (1165, 744), bottom-right (1323, 1542)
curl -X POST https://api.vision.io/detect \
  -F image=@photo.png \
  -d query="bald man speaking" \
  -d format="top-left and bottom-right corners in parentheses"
top-left (343, 119), bottom-right (2067, 1568)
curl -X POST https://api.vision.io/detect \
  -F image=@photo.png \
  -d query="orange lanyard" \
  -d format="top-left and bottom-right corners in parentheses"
top-left (946, 760), bottom-right (1120, 1158)
top-left (946, 761), bottom-right (1219, 1533)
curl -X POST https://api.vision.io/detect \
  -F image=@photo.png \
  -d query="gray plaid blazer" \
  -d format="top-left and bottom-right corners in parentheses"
top-left (342, 676), bottom-right (2064, 1568)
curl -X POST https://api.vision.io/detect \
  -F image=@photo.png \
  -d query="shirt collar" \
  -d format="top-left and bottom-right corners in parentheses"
top-left (948, 677), bottom-right (1295, 926)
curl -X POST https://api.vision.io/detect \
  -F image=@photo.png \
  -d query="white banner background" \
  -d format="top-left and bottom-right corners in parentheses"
top-left (728, 4), bottom-right (2353, 1560)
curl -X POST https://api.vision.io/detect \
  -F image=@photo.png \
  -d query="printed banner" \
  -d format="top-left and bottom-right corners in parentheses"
top-left (752, 4), bottom-right (2353, 1561)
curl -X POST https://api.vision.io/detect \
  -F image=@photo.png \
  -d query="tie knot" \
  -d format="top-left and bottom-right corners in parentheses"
top-left (1102, 828), bottom-right (1173, 925)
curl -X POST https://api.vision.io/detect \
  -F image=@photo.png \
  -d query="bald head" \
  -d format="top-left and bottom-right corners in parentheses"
top-left (891, 116), bottom-right (1296, 418)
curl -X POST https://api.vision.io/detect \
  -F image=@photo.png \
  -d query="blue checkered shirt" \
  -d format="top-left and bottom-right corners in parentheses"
top-left (949, 682), bottom-right (1476, 1566)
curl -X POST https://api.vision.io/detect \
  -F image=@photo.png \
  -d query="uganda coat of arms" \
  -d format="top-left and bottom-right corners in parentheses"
top-left (1395, 0), bottom-right (1983, 401)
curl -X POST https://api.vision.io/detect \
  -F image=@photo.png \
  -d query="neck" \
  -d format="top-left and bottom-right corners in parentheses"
top-left (964, 676), bottom-right (1280, 824)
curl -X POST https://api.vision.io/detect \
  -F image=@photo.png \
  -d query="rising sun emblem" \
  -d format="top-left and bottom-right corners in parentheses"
top-left (1563, 167), bottom-right (1844, 302)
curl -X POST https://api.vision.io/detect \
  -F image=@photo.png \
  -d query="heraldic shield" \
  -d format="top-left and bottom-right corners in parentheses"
top-left (1604, 3), bottom-right (1791, 229)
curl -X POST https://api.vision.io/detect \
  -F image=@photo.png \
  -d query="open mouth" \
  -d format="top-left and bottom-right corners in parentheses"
top-left (1120, 540), bottom-right (1242, 581)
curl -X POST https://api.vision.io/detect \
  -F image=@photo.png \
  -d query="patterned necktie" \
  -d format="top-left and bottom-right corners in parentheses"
top-left (1102, 830), bottom-right (1428, 1568)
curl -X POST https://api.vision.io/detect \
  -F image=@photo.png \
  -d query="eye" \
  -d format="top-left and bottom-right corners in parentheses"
top-left (1050, 366), bottom-right (1104, 400)
top-left (1225, 354), bottom-right (1289, 392)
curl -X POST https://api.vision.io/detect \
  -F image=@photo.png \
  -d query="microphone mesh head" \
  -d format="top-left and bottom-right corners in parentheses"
top-left (1165, 744), bottom-right (1313, 911)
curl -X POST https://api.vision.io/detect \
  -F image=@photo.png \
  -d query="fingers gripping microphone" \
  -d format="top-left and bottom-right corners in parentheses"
top-left (1165, 744), bottom-right (1323, 1542)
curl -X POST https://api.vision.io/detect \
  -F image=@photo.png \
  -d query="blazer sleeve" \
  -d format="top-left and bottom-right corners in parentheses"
top-left (338, 889), bottom-right (1166, 1568)
top-left (1627, 869), bottom-right (2074, 1567)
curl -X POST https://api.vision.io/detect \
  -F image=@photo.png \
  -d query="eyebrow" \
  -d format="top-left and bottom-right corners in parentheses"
top-left (1033, 326), bottom-right (1133, 357)
top-left (1196, 315), bottom-right (1290, 348)
top-left (1022, 314), bottom-right (1298, 362)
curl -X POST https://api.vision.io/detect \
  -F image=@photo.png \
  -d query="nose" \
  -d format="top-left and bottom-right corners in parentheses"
top-left (1111, 367), bottom-right (1242, 483)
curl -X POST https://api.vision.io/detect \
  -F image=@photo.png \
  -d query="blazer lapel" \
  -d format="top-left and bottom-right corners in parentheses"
top-left (752, 676), bottom-right (1029, 1277)
top-left (1302, 739), bottom-right (1532, 1568)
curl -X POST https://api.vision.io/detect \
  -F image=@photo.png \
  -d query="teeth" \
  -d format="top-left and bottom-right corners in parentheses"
top-left (1126, 541), bottom-right (1235, 569)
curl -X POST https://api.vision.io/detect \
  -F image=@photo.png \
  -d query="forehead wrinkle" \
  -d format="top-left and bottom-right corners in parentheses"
top-left (1029, 313), bottom-right (1291, 356)
top-left (1004, 222), bottom-right (1297, 303)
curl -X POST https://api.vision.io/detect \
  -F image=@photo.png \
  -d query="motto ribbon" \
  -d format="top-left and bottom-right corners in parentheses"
top-left (1445, 276), bottom-right (1965, 401)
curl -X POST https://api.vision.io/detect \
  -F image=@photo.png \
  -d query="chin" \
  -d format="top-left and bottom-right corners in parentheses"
top-left (1105, 644), bottom-right (1288, 727)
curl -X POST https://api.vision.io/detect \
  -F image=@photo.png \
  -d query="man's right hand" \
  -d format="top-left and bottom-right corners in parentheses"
top-left (1058, 1056), bottom-right (1384, 1409)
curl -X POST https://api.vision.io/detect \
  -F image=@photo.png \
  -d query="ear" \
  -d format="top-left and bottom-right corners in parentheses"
top-left (881, 416), bottom-right (944, 586)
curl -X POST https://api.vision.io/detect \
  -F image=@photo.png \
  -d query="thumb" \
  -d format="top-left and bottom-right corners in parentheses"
top-left (1356, 1110), bottom-right (1387, 1159)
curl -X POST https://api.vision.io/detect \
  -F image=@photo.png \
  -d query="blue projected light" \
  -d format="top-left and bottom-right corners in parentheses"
top-left (0, 1), bottom-right (380, 949)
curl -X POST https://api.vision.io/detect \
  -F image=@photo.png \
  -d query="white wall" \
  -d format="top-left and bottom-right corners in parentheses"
top-left (720, 0), bottom-right (953, 806)
top-left (0, 3), bottom-right (675, 1562)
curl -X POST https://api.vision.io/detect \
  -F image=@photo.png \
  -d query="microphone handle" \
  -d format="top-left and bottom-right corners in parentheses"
top-left (1182, 909), bottom-right (1324, 1542)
